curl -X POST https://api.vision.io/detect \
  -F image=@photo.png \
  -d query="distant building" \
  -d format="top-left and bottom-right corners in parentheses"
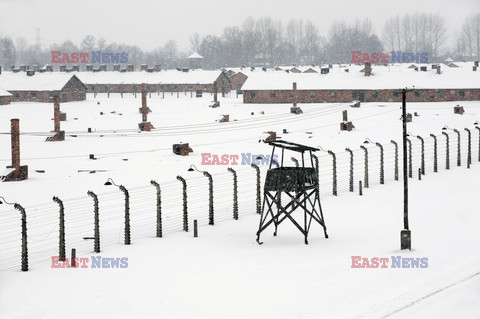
top-left (75, 70), bottom-right (232, 94)
top-left (188, 51), bottom-right (204, 69)
top-left (228, 72), bottom-right (248, 94)
top-left (0, 87), bottom-right (12, 105)
top-left (0, 72), bottom-right (87, 103)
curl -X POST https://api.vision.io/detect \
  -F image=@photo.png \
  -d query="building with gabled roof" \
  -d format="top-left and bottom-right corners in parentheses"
top-left (0, 72), bottom-right (86, 103)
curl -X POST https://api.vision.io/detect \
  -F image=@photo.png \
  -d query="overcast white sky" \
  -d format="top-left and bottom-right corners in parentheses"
top-left (0, 0), bottom-right (478, 51)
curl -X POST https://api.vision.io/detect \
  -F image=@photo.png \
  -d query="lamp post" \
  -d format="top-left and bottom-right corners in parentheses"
top-left (364, 138), bottom-right (384, 185)
top-left (0, 196), bottom-right (28, 271)
top-left (188, 165), bottom-right (214, 225)
top-left (104, 178), bottom-right (131, 245)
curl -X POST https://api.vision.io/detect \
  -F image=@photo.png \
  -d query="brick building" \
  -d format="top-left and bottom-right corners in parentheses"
top-left (242, 64), bottom-right (480, 103)
top-left (76, 70), bottom-right (231, 94)
top-left (0, 72), bottom-right (87, 103)
top-left (0, 87), bottom-right (12, 105)
top-left (228, 72), bottom-right (248, 94)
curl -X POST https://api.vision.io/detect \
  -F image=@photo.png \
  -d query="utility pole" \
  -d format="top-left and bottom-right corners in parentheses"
top-left (401, 88), bottom-right (412, 250)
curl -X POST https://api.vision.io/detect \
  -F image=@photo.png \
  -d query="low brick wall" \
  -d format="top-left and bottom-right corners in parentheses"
top-left (243, 88), bottom-right (480, 103)
top-left (0, 96), bottom-right (12, 105)
top-left (9, 90), bottom-right (86, 103)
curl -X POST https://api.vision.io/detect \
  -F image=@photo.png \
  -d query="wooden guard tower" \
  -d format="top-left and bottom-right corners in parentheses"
top-left (256, 140), bottom-right (328, 244)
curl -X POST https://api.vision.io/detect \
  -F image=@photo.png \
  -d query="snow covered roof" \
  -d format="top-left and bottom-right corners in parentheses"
top-left (0, 72), bottom-right (81, 91)
top-left (188, 51), bottom-right (204, 59)
top-left (75, 70), bottom-right (222, 85)
top-left (241, 65), bottom-right (480, 90)
top-left (0, 87), bottom-right (12, 97)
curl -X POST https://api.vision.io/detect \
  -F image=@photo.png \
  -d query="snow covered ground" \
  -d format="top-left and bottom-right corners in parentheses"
top-left (0, 92), bottom-right (479, 318)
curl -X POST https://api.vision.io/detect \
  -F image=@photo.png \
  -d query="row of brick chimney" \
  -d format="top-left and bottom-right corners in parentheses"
top-left (9, 64), bottom-right (163, 73)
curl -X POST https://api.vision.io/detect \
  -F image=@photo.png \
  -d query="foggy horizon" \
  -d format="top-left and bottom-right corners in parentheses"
top-left (0, 0), bottom-right (478, 52)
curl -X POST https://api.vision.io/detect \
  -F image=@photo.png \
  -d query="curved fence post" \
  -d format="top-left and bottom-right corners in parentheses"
top-left (390, 140), bottom-right (399, 180)
top-left (13, 203), bottom-right (28, 272)
top-left (327, 151), bottom-right (337, 196)
top-left (227, 168), bottom-right (239, 220)
top-left (203, 171), bottom-right (214, 225)
top-left (416, 135), bottom-right (425, 175)
top-left (119, 185), bottom-right (131, 245)
top-left (87, 191), bottom-right (100, 253)
top-left (360, 145), bottom-right (369, 188)
top-left (442, 132), bottom-right (450, 170)
top-left (251, 164), bottom-right (261, 215)
top-left (453, 129), bottom-right (461, 167)
top-left (176, 176), bottom-right (188, 232)
top-left (291, 157), bottom-right (299, 167)
top-left (376, 142), bottom-right (384, 184)
top-left (345, 148), bottom-right (354, 192)
top-left (53, 196), bottom-right (66, 261)
top-left (430, 134), bottom-right (438, 172)
top-left (150, 180), bottom-right (162, 238)
top-left (476, 127), bottom-right (480, 162)
top-left (464, 128), bottom-right (471, 167)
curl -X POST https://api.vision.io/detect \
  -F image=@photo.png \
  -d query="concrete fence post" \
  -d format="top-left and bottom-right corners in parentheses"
top-left (430, 134), bottom-right (438, 172)
top-left (119, 185), bottom-right (131, 245)
top-left (360, 146), bottom-right (369, 188)
top-left (465, 128), bottom-right (471, 167)
top-left (14, 203), bottom-right (28, 271)
top-left (416, 135), bottom-right (425, 175)
top-left (251, 164), bottom-right (261, 215)
top-left (53, 196), bottom-right (66, 261)
top-left (442, 132), bottom-right (450, 170)
top-left (150, 180), bottom-right (162, 238)
top-left (453, 129), bottom-right (461, 167)
top-left (291, 157), bottom-right (299, 167)
top-left (376, 142), bottom-right (385, 184)
top-left (327, 151), bottom-right (337, 196)
top-left (227, 168), bottom-right (239, 220)
top-left (87, 191), bottom-right (100, 253)
top-left (476, 127), bottom-right (480, 162)
top-left (203, 171), bottom-right (214, 225)
top-left (176, 176), bottom-right (188, 231)
top-left (391, 140), bottom-right (399, 180)
top-left (345, 148), bottom-right (354, 192)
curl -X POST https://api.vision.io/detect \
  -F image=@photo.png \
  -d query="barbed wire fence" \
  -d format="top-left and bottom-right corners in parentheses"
top-left (1, 126), bottom-right (479, 273)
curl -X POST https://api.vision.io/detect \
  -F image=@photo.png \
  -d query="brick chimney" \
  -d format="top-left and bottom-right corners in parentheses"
top-left (86, 64), bottom-right (93, 72)
top-left (59, 65), bottom-right (66, 72)
top-left (138, 83), bottom-right (154, 131)
top-left (154, 65), bottom-right (161, 72)
top-left (11, 119), bottom-right (20, 171)
top-left (54, 95), bottom-right (61, 132)
top-left (293, 82), bottom-right (297, 106)
top-left (127, 64), bottom-right (134, 72)
top-left (364, 62), bottom-right (372, 76)
top-left (113, 64), bottom-right (120, 72)
top-left (19, 65), bottom-right (27, 72)
top-left (141, 64), bottom-right (147, 72)
top-left (142, 84), bottom-right (148, 123)
top-left (46, 65), bottom-right (53, 72)
top-left (72, 65), bottom-right (80, 72)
